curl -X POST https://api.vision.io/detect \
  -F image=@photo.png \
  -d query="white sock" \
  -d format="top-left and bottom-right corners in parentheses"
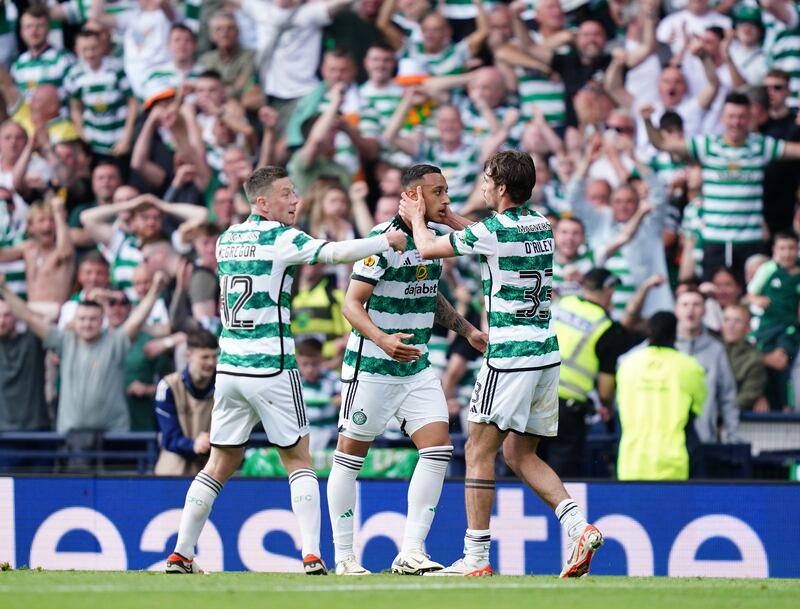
top-left (402, 445), bottom-right (453, 552)
top-left (464, 529), bottom-right (491, 568)
top-left (288, 468), bottom-right (321, 558)
top-left (555, 499), bottom-right (588, 540)
top-left (327, 451), bottom-right (364, 564)
top-left (174, 471), bottom-right (222, 560)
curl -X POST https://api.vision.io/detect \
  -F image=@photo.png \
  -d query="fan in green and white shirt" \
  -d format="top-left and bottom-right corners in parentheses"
top-left (0, 196), bottom-right (27, 300)
top-left (400, 7), bottom-right (489, 77)
top-left (764, 1), bottom-right (800, 108)
top-left (688, 133), bottom-right (785, 245)
top-left (383, 104), bottom-right (513, 214)
top-left (65, 51), bottom-right (136, 156)
top-left (298, 360), bottom-right (341, 451)
top-left (11, 44), bottom-right (75, 106)
top-left (0, 0), bottom-right (18, 67)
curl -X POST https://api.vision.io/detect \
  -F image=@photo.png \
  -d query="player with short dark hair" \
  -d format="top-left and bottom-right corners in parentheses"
top-left (327, 164), bottom-right (486, 576)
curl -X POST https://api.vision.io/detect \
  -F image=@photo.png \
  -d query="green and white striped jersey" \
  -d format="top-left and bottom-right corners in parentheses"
top-left (358, 80), bottom-right (404, 138)
top-left (181, 0), bottom-right (202, 34)
top-left (648, 150), bottom-right (686, 192)
top-left (103, 228), bottom-right (143, 302)
top-left (342, 220), bottom-right (443, 383)
top-left (604, 249), bottom-right (633, 321)
top-left (0, 1), bottom-right (18, 66)
top-left (60, 0), bottom-right (137, 22)
top-left (317, 87), bottom-right (360, 176)
top-left (688, 134), bottom-right (784, 244)
top-left (139, 61), bottom-right (204, 103)
top-left (449, 207), bottom-right (560, 370)
top-left (416, 140), bottom-right (480, 213)
top-left (766, 3), bottom-right (800, 108)
top-left (302, 368), bottom-right (341, 428)
top-left (439, 0), bottom-right (497, 20)
top-left (406, 39), bottom-right (471, 77)
top-left (11, 47), bottom-right (76, 104)
top-left (458, 98), bottom-right (522, 150)
top-left (552, 249), bottom-right (595, 299)
top-left (216, 214), bottom-right (328, 376)
top-left (0, 199), bottom-right (27, 299)
top-left (65, 58), bottom-right (132, 154)
top-left (516, 67), bottom-right (567, 128)
top-left (680, 197), bottom-right (705, 278)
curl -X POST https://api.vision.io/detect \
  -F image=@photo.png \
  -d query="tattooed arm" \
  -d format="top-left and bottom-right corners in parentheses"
top-left (434, 293), bottom-right (488, 354)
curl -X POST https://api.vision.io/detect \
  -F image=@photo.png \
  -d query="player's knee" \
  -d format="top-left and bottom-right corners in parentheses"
top-left (465, 435), bottom-right (494, 464)
top-left (502, 442), bottom-right (524, 474)
top-left (335, 434), bottom-right (372, 458)
top-left (502, 436), bottom-right (539, 474)
top-left (204, 447), bottom-right (244, 483)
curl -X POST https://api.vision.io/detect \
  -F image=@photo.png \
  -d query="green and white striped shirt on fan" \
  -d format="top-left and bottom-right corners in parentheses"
top-left (303, 369), bottom-right (341, 428)
top-left (552, 248), bottom-right (595, 299)
top-left (181, 0), bottom-right (202, 34)
top-left (416, 140), bottom-right (480, 214)
top-left (689, 134), bottom-right (784, 244)
top-left (449, 207), bottom-right (560, 370)
top-left (407, 39), bottom-right (471, 76)
top-left (342, 220), bottom-right (443, 382)
top-left (604, 249), bottom-right (634, 321)
top-left (104, 228), bottom-right (143, 302)
top-left (216, 215), bottom-right (328, 376)
top-left (459, 99), bottom-right (523, 150)
top-left (358, 81), bottom-right (404, 138)
top-left (766, 3), bottom-right (800, 108)
top-left (11, 47), bottom-right (75, 103)
top-left (439, 0), bottom-right (497, 20)
top-left (517, 67), bottom-right (567, 128)
top-left (0, 1), bottom-right (18, 66)
top-left (65, 58), bottom-right (132, 154)
top-left (0, 200), bottom-right (27, 299)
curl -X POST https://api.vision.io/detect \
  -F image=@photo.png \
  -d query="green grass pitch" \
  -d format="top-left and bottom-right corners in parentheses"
top-left (1, 571), bottom-right (799, 609)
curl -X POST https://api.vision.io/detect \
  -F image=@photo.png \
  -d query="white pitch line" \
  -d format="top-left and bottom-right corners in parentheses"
top-left (0, 580), bottom-right (773, 594)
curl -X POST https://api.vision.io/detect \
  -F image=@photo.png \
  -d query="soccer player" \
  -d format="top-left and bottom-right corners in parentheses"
top-left (399, 151), bottom-right (603, 577)
top-left (328, 164), bottom-right (487, 576)
top-left (164, 166), bottom-right (406, 575)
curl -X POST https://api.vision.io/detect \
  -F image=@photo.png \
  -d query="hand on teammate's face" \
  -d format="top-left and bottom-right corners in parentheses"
top-left (398, 187), bottom-right (425, 225)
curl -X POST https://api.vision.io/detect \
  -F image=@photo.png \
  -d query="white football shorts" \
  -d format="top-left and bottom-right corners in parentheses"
top-left (211, 369), bottom-right (309, 449)
top-left (468, 364), bottom-right (560, 436)
top-left (338, 368), bottom-right (449, 441)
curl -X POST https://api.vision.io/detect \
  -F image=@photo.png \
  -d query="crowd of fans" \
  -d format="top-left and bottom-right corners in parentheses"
top-left (1, 0), bottom-right (800, 478)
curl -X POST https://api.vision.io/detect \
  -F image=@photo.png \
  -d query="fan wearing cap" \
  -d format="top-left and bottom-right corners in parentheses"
top-left (543, 268), bottom-right (634, 477)
top-left (727, 6), bottom-right (767, 86)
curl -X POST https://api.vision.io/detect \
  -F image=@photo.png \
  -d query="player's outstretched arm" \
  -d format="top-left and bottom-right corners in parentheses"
top-left (399, 187), bottom-right (457, 259)
top-left (434, 293), bottom-right (487, 354)
top-left (315, 229), bottom-right (406, 264)
top-left (342, 279), bottom-right (421, 362)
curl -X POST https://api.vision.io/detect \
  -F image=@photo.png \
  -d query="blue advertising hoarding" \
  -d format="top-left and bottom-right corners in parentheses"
top-left (0, 477), bottom-right (797, 578)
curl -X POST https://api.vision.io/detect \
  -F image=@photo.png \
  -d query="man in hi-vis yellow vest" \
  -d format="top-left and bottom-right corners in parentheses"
top-left (617, 312), bottom-right (707, 480)
top-left (543, 268), bottom-right (632, 477)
